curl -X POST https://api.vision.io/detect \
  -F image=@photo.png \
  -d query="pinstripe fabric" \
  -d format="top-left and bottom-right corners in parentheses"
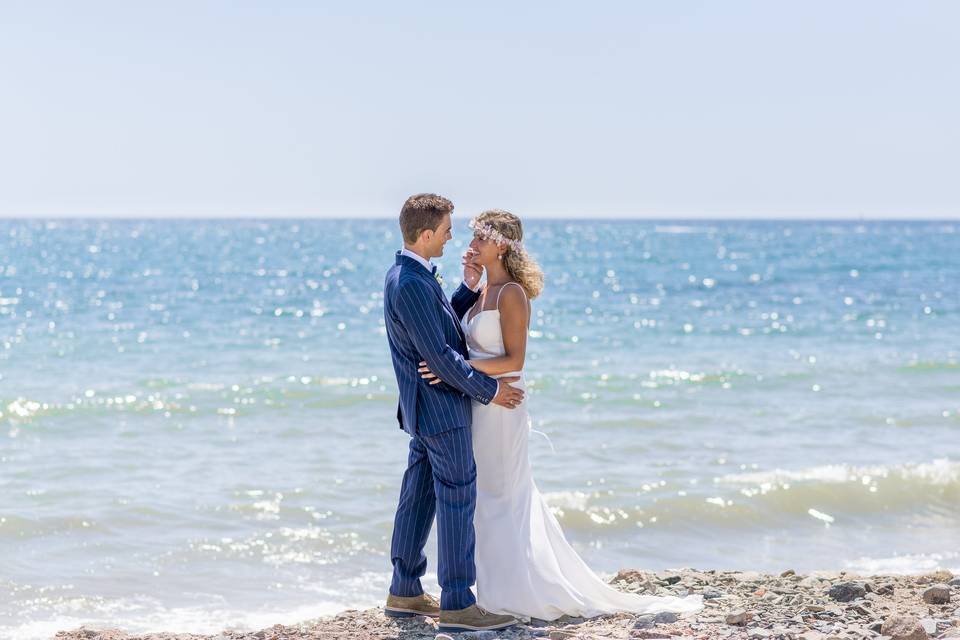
top-left (389, 426), bottom-right (478, 610)
top-left (384, 252), bottom-right (499, 437)
top-left (384, 251), bottom-right (497, 611)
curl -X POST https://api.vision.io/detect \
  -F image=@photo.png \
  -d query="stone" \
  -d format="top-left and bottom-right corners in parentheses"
top-left (880, 615), bottom-right (928, 640)
top-left (724, 610), bottom-right (750, 625)
top-left (548, 631), bottom-right (576, 640)
top-left (798, 632), bottom-right (826, 640)
top-left (919, 618), bottom-right (937, 634)
top-left (631, 632), bottom-right (671, 640)
top-left (940, 628), bottom-right (960, 639)
top-left (613, 569), bottom-right (650, 584)
top-left (949, 577), bottom-right (960, 587)
top-left (654, 612), bottom-right (678, 624)
top-left (876, 583), bottom-right (896, 595)
top-left (702, 588), bottom-right (724, 599)
top-left (732, 571), bottom-right (763, 582)
top-left (633, 615), bottom-right (656, 629)
top-left (829, 582), bottom-right (867, 602)
top-left (781, 569), bottom-right (796, 577)
top-left (932, 569), bottom-right (954, 583)
top-left (922, 584), bottom-right (951, 604)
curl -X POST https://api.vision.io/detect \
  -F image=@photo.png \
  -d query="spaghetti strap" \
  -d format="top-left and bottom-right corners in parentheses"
top-left (495, 281), bottom-right (526, 310)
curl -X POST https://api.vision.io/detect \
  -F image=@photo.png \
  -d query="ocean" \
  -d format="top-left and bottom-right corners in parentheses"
top-left (1, 218), bottom-right (957, 639)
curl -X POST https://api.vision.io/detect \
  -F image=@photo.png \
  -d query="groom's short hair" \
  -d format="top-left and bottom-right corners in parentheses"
top-left (400, 193), bottom-right (454, 244)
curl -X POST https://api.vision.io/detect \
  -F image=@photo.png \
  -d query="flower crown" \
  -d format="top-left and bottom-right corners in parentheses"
top-left (468, 217), bottom-right (523, 252)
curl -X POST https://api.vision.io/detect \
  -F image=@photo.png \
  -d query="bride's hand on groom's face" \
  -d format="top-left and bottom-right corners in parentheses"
top-left (462, 249), bottom-right (482, 289)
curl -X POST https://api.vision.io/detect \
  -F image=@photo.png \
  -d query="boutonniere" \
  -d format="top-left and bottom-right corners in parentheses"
top-left (434, 272), bottom-right (444, 287)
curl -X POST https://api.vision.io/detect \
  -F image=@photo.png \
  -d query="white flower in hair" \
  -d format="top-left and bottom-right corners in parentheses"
top-left (468, 217), bottom-right (523, 252)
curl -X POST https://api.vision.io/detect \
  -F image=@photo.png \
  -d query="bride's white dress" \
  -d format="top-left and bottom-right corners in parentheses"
top-left (462, 282), bottom-right (704, 621)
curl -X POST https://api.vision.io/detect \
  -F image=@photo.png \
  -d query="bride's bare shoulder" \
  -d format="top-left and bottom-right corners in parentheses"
top-left (497, 282), bottom-right (530, 317)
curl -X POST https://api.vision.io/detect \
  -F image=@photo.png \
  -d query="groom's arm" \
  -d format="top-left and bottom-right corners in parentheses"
top-left (395, 280), bottom-right (499, 405)
top-left (450, 282), bottom-right (481, 319)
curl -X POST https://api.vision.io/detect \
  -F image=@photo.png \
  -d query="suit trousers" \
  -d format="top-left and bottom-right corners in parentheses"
top-left (389, 425), bottom-right (477, 611)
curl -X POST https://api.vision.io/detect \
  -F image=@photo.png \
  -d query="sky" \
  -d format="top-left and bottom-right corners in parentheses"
top-left (0, 1), bottom-right (957, 219)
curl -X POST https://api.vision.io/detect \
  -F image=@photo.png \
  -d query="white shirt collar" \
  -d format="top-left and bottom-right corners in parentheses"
top-left (400, 247), bottom-right (433, 273)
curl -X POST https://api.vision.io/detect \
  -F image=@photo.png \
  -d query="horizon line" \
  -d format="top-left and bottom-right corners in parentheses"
top-left (1, 215), bottom-right (958, 223)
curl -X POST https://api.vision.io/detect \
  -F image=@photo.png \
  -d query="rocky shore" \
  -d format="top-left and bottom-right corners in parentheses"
top-left (55, 568), bottom-right (960, 640)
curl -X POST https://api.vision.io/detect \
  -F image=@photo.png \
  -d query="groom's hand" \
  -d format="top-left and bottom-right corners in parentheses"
top-left (492, 377), bottom-right (524, 409)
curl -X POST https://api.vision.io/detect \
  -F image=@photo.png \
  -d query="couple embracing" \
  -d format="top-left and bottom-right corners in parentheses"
top-left (382, 194), bottom-right (702, 632)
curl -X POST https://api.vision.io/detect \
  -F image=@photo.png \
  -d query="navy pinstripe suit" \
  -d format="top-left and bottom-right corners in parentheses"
top-left (384, 251), bottom-right (499, 610)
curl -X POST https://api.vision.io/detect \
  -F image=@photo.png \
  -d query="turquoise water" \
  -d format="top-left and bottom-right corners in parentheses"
top-left (1, 219), bottom-right (958, 638)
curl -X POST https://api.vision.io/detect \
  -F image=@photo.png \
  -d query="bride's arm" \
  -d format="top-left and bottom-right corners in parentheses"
top-left (464, 285), bottom-right (529, 376)
top-left (419, 285), bottom-right (530, 383)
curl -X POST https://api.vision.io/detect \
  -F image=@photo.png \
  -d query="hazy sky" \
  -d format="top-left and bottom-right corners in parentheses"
top-left (1, 1), bottom-right (957, 219)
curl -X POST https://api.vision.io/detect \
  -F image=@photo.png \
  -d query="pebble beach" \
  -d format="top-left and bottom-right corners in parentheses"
top-left (54, 567), bottom-right (960, 640)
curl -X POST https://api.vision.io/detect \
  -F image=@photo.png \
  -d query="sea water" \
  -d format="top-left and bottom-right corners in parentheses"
top-left (1, 219), bottom-right (957, 638)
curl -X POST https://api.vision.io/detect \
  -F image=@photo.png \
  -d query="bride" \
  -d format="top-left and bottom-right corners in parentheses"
top-left (419, 209), bottom-right (704, 621)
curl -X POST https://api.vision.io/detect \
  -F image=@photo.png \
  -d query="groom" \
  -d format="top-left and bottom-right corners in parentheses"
top-left (383, 193), bottom-right (522, 632)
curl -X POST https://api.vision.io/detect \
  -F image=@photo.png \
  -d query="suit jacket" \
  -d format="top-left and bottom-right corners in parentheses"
top-left (384, 251), bottom-right (499, 436)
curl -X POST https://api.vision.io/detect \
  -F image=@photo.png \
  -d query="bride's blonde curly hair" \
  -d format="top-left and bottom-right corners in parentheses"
top-left (472, 209), bottom-right (544, 300)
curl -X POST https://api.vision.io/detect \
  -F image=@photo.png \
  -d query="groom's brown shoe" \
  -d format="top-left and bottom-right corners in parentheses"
top-left (384, 592), bottom-right (440, 618)
top-left (438, 604), bottom-right (518, 632)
